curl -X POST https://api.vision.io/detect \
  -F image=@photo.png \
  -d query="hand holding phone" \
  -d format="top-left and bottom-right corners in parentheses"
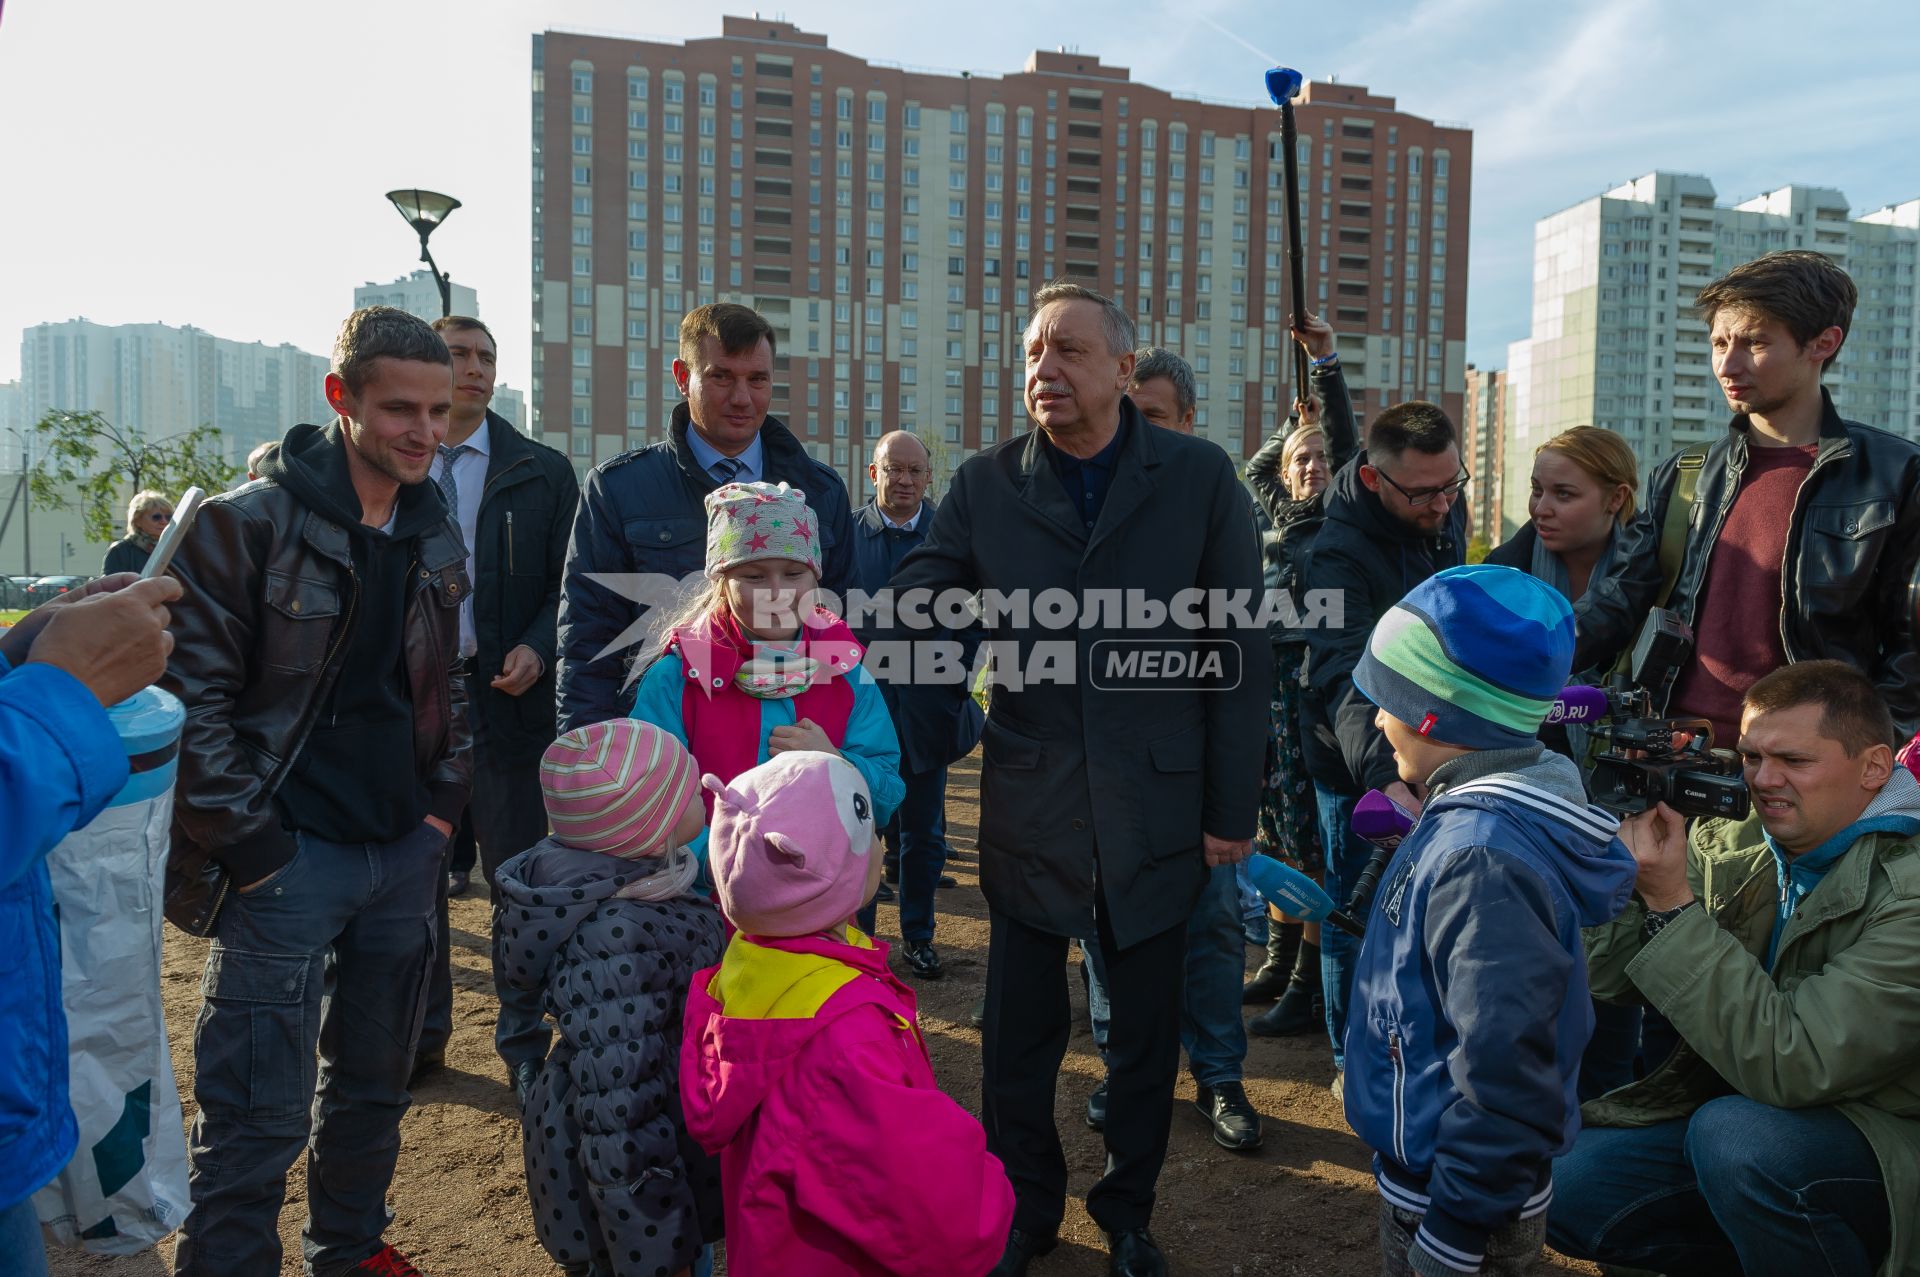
top-left (141, 487), bottom-right (205, 580)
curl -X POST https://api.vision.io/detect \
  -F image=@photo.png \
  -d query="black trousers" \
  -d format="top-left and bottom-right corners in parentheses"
top-left (982, 904), bottom-right (1186, 1237)
top-left (418, 676), bottom-right (552, 1069)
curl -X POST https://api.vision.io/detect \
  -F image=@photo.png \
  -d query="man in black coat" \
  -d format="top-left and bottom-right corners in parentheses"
top-left (888, 282), bottom-right (1269, 1277)
top-left (1299, 402), bottom-right (1466, 1088)
top-left (411, 317), bottom-right (580, 1103)
top-left (556, 303), bottom-right (852, 730)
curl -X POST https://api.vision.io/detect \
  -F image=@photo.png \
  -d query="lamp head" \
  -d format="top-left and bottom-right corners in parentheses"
top-left (1265, 67), bottom-right (1304, 105)
top-left (385, 188), bottom-right (462, 240)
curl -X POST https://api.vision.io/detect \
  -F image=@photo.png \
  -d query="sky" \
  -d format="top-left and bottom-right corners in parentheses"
top-left (3, 0), bottom-right (1917, 398)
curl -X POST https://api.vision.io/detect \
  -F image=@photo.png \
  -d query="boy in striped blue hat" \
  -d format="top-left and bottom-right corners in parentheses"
top-left (1341, 564), bottom-right (1637, 1277)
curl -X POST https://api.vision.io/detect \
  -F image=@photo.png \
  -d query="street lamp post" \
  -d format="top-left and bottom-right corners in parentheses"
top-left (384, 189), bottom-right (463, 317)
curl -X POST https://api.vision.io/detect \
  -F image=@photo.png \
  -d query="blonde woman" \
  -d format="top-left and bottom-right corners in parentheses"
top-left (1486, 425), bottom-right (1638, 603)
top-left (102, 490), bottom-right (173, 575)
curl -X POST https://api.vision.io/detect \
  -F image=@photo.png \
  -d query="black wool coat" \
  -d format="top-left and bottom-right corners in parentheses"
top-left (886, 401), bottom-right (1270, 947)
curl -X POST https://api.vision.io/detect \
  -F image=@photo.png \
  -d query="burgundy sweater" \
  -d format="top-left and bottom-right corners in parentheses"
top-left (1668, 444), bottom-right (1816, 747)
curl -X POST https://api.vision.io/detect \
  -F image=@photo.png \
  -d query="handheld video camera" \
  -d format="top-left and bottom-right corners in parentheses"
top-left (1578, 610), bottom-right (1751, 822)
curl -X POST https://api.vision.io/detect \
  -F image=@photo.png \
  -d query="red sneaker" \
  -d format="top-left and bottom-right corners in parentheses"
top-left (351, 1245), bottom-right (425, 1277)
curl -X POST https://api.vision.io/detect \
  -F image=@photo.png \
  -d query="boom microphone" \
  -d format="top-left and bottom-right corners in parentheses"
top-left (1545, 684), bottom-right (1612, 726)
top-left (1244, 854), bottom-right (1365, 938)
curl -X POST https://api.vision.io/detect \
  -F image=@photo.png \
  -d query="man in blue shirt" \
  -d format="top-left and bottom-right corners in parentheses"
top-left (557, 303), bottom-right (855, 729)
top-left (0, 572), bottom-right (179, 1277)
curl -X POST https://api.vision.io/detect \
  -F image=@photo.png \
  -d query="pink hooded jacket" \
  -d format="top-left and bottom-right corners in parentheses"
top-left (680, 927), bottom-right (1014, 1276)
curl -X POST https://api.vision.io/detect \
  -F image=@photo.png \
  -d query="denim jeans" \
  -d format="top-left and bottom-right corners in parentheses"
top-left (1548, 1095), bottom-right (1891, 1277)
top-left (1085, 864), bottom-right (1247, 1087)
top-left (1315, 783), bottom-right (1369, 1072)
top-left (175, 822), bottom-right (444, 1277)
top-left (0, 1196), bottom-right (48, 1277)
top-left (420, 675), bottom-right (553, 1071)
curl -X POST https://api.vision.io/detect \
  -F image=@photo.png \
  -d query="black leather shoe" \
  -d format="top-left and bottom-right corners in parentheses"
top-left (1194, 1081), bottom-right (1263, 1151)
top-left (990, 1227), bottom-right (1059, 1277)
top-left (447, 869), bottom-right (471, 898)
top-left (408, 1049), bottom-right (445, 1088)
top-left (511, 1059), bottom-right (541, 1110)
top-left (1085, 1074), bottom-right (1109, 1130)
top-left (936, 873), bottom-right (959, 888)
top-left (969, 996), bottom-right (987, 1029)
top-left (901, 940), bottom-right (944, 979)
top-left (1106, 1228), bottom-right (1166, 1276)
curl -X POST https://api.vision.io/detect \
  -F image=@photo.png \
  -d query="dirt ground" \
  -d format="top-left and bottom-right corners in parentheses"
top-left (53, 752), bottom-right (1599, 1276)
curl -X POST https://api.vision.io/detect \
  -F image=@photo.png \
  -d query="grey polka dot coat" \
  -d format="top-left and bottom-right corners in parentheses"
top-left (495, 838), bottom-right (726, 1276)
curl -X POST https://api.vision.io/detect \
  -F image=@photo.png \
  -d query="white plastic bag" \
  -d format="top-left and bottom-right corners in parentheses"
top-left (33, 690), bottom-right (190, 1253)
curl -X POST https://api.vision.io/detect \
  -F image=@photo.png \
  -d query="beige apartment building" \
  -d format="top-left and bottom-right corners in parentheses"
top-left (533, 15), bottom-right (1472, 494)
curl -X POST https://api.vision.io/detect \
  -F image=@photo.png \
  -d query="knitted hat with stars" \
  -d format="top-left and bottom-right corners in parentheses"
top-left (703, 480), bottom-right (821, 579)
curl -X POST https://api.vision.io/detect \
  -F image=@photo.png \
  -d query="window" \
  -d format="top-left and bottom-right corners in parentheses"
top-left (572, 70), bottom-right (593, 93)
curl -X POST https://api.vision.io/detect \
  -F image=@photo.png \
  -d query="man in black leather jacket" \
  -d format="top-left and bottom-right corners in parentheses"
top-left (1575, 251), bottom-right (1920, 739)
top-left (161, 307), bottom-right (471, 1277)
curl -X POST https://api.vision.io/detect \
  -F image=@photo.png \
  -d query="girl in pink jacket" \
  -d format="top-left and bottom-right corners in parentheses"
top-left (680, 751), bottom-right (1014, 1276)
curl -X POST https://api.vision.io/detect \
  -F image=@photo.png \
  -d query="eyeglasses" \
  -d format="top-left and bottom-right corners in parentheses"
top-left (1375, 468), bottom-right (1470, 508)
top-left (879, 465), bottom-right (930, 479)
top-left (146, 511), bottom-right (173, 524)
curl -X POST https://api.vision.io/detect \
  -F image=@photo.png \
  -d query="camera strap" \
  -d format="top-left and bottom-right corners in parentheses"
top-left (1655, 448), bottom-right (1709, 609)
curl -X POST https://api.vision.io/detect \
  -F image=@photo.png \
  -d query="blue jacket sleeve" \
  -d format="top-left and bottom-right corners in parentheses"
top-left (629, 653), bottom-right (690, 748)
top-left (1416, 846), bottom-right (1571, 1272)
top-left (0, 659), bottom-right (129, 891)
top-left (840, 664), bottom-right (904, 826)
top-left (557, 465), bottom-right (636, 733)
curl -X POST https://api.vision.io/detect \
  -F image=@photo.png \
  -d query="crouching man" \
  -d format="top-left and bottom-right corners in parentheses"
top-left (1550, 659), bottom-right (1920, 1277)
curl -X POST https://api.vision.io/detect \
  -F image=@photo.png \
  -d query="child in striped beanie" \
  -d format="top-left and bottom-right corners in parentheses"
top-left (493, 718), bottom-right (727, 1277)
top-left (1338, 565), bottom-right (1636, 1277)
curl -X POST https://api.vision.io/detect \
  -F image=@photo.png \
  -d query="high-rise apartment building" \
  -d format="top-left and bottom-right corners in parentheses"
top-left (533, 16), bottom-right (1472, 491)
top-left (1461, 363), bottom-right (1505, 545)
top-left (20, 319), bottom-right (331, 469)
top-left (1503, 172), bottom-right (1920, 531)
top-left (353, 270), bottom-right (481, 326)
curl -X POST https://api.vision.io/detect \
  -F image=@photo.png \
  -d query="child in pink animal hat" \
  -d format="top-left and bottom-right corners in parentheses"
top-left (679, 750), bottom-right (1014, 1277)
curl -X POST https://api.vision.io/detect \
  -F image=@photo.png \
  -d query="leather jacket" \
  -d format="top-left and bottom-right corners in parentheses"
top-left (160, 423), bottom-right (474, 936)
top-left (1575, 389), bottom-right (1920, 733)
